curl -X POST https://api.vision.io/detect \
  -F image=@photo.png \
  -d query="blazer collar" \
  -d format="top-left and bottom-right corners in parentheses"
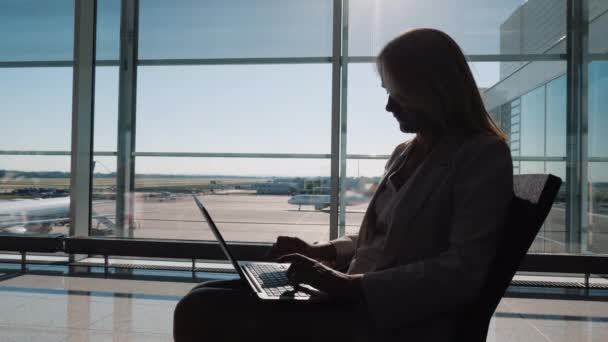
top-left (377, 134), bottom-right (463, 267)
top-left (356, 143), bottom-right (413, 243)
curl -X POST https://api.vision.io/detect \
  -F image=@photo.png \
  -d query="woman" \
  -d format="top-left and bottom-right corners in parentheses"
top-left (174, 28), bottom-right (513, 342)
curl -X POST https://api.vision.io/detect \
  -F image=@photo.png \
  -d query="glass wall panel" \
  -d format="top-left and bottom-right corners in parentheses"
top-left (0, 0), bottom-right (74, 62)
top-left (587, 1), bottom-right (608, 255)
top-left (343, 159), bottom-right (387, 234)
top-left (92, 156), bottom-right (117, 237)
top-left (97, 0), bottom-right (121, 61)
top-left (348, 0), bottom-right (566, 57)
top-left (588, 60), bottom-right (608, 254)
top-left (520, 86), bottom-right (546, 158)
top-left (346, 62), bottom-right (502, 155)
top-left (2, 0), bottom-right (605, 265)
top-left (346, 60), bottom-right (566, 248)
top-left (94, 68), bottom-right (119, 152)
top-left (589, 62), bottom-right (608, 159)
top-left (589, 0), bottom-right (608, 54)
top-left (0, 1), bottom-right (74, 239)
top-left (0, 67), bottom-right (73, 236)
top-left (131, 157), bottom-right (331, 243)
top-left (0, 156), bottom-right (71, 235)
top-left (346, 63), bottom-right (410, 155)
top-left (0, 68), bottom-right (73, 150)
top-left (546, 75), bottom-right (567, 157)
top-left (589, 162), bottom-right (608, 253)
top-left (136, 65), bottom-right (332, 153)
top-left (138, 0), bottom-right (333, 59)
top-left (92, 0), bottom-right (121, 236)
top-left (542, 161), bottom-right (567, 252)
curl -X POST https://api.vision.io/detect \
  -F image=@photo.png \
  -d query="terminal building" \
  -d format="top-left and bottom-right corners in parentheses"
top-left (485, 0), bottom-right (608, 254)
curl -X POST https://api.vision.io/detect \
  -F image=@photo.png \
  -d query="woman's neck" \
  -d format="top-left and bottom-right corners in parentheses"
top-left (414, 132), bottom-right (440, 153)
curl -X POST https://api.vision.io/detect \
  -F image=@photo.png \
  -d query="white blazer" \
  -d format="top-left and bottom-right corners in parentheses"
top-left (332, 133), bottom-right (513, 341)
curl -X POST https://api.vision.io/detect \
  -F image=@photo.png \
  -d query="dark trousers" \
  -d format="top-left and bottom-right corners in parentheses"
top-left (173, 279), bottom-right (366, 342)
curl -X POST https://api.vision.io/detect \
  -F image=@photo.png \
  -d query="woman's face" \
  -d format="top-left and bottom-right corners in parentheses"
top-left (381, 69), bottom-right (435, 134)
top-left (384, 95), bottom-right (428, 134)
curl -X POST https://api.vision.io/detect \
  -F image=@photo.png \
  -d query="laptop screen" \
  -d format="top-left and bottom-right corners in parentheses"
top-left (191, 194), bottom-right (249, 281)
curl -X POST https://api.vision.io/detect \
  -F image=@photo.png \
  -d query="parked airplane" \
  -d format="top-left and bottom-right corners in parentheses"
top-left (287, 192), bottom-right (369, 211)
top-left (0, 196), bottom-right (115, 235)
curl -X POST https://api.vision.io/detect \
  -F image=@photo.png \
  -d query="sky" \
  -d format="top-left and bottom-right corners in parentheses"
top-left (1, 0), bottom-right (542, 177)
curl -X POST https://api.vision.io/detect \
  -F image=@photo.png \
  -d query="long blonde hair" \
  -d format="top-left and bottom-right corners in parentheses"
top-left (377, 28), bottom-right (508, 142)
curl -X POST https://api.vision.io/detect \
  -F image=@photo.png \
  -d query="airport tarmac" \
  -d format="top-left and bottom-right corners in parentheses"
top-left (89, 194), bottom-right (367, 243)
top-left (40, 193), bottom-right (608, 252)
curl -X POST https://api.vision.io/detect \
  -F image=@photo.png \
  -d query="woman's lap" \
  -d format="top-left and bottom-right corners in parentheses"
top-left (189, 278), bottom-right (244, 292)
top-left (174, 279), bottom-right (361, 342)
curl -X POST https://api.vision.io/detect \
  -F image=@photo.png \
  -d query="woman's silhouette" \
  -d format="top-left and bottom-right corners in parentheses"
top-left (174, 28), bottom-right (513, 342)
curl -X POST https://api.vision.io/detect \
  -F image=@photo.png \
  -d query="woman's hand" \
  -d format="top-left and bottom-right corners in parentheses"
top-left (278, 253), bottom-right (362, 303)
top-left (268, 236), bottom-right (337, 266)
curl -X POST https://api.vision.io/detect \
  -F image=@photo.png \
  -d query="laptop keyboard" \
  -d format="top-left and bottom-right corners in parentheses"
top-left (246, 263), bottom-right (309, 298)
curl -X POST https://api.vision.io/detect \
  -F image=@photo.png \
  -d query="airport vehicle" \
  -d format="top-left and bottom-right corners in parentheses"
top-left (0, 197), bottom-right (115, 234)
top-left (12, 187), bottom-right (69, 198)
top-left (287, 192), bottom-right (369, 211)
top-left (287, 194), bottom-right (331, 211)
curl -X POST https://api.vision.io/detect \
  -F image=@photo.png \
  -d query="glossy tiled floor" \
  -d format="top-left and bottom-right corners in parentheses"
top-left (1, 273), bottom-right (607, 341)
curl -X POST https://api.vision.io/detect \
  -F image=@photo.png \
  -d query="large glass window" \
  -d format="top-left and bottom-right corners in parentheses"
top-left (587, 1), bottom-right (608, 254)
top-left (96, 0), bottom-right (120, 61)
top-left (91, 1), bottom-right (121, 237)
top-left (520, 86), bottom-right (546, 158)
top-left (588, 61), bottom-right (608, 254)
top-left (346, 63), bottom-right (408, 156)
top-left (0, 0), bottom-right (74, 62)
top-left (139, 0), bottom-right (333, 59)
top-left (589, 62), bottom-right (608, 159)
top-left (0, 68), bottom-right (73, 151)
top-left (128, 0), bottom-right (335, 242)
top-left (136, 65), bottom-right (331, 153)
top-left (2, 0), bottom-right (604, 262)
top-left (131, 157), bottom-right (330, 243)
top-left (0, 156), bottom-right (72, 235)
top-left (0, 0), bottom-right (74, 237)
top-left (348, 0), bottom-right (566, 57)
top-left (546, 75), bottom-right (567, 157)
top-left (133, 64), bottom-right (333, 242)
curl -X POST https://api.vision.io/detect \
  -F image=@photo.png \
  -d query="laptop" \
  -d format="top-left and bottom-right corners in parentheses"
top-left (192, 194), bottom-right (327, 302)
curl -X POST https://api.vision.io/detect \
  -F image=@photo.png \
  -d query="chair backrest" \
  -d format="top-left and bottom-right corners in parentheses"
top-left (454, 174), bottom-right (562, 341)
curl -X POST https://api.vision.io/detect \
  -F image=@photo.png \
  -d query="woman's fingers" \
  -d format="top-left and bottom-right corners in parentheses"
top-left (268, 236), bottom-right (307, 259)
top-left (267, 236), bottom-right (289, 258)
top-left (281, 254), bottom-right (324, 288)
top-left (277, 253), bottom-right (314, 264)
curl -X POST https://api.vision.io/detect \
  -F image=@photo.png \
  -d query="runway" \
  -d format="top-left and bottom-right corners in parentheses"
top-left (88, 194), bottom-right (367, 243)
top-left (42, 193), bottom-right (608, 252)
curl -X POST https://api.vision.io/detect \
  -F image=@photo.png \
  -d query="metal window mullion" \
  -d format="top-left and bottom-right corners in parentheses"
top-left (329, 0), bottom-right (343, 241)
top-left (138, 57), bottom-right (331, 66)
top-left (70, 0), bottom-right (97, 241)
top-left (116, 0), bottom-right (139, 238)
top-left (565, 0), bottom-right (589, 254)
top-left (346, 54), bottom-right (565, 64)
top-left (0, 150), bottom-right (582, 162)
top-left (133, 152), bottom-right (331, 159)
top-left (338, 0), bottom-right (349, 238)
top-left (544, 84), bottom-right (548, 174)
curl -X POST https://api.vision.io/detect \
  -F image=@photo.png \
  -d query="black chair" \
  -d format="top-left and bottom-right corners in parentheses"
top-left (454, 174), bottom-right (562, 341)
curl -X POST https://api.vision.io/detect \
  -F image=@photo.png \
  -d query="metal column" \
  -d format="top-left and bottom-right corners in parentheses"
top-left (116, 0), bottom-right (139, 238)
top-left (338, 0), bottom-right (349, 238)
top-left (565, 0), bottom-right (589, 253)
top-left (70, 0), bottom-right (97, 240)
top-left (329, 0), bottom-right (344, 240)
